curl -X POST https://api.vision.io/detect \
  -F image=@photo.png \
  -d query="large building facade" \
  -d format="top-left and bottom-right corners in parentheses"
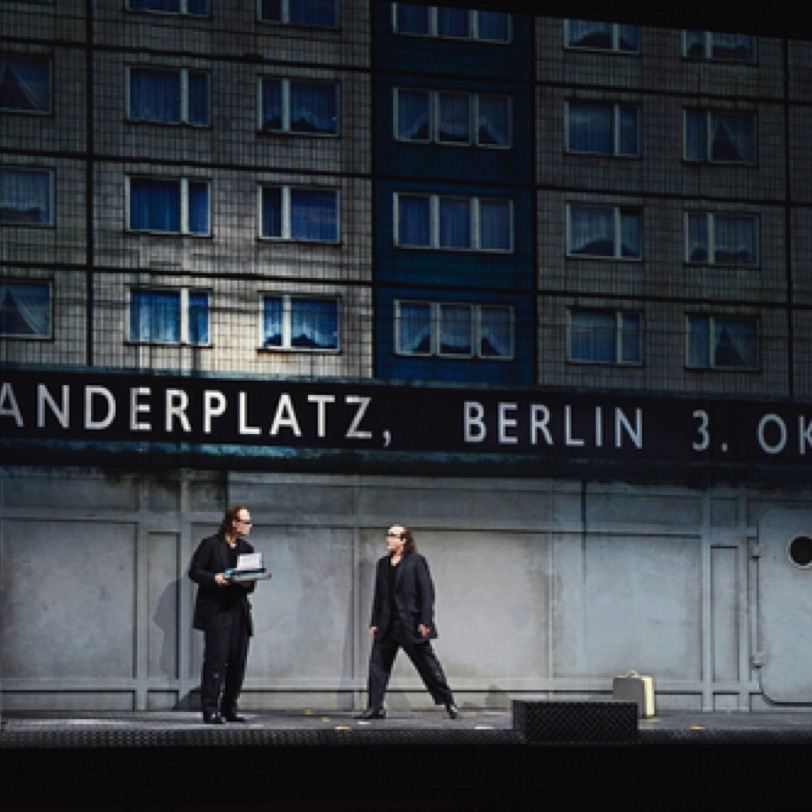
top-left (2, 0), bottom-right (812, 713)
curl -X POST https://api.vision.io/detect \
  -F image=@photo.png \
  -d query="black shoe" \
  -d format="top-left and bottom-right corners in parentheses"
top-left (223, 713), bottom-right (246, 723)
top-left (203, 713), bottom-right (224, 725)
top-left (445, 703), bottom-right (460, 720)
top-left (356, 707), bottom-right (386, 720)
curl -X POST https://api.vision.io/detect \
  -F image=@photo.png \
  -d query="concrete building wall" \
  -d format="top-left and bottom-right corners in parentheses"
top-left (2, 466), bottom-right (810, 713)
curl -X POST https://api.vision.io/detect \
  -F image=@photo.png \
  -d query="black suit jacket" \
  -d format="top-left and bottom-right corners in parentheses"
top-left (369, 552), bottom-right (438, 643)
top-left (189, 532), bottom-right (255, 635)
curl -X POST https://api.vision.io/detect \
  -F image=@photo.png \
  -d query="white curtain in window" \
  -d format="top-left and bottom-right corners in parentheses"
top-left (398, 196), bottom-right (430, 247)
top-left (0, 282), bottom-right (50, 336)
top-left (437, 92), bottom-right (470, 143)
top-left (479, 306), bottom-right (512, 358)
top-left (567, 20), bottom-right (610, 48)
top-left (439, 304), bottom-right (472, 355)
top-left (570, 311), bottom-right (615, 362)
top-left (711, 114), bottom-right (755, 163)
top-left (291, 298), bottom-right (337, 349)
top-left (397, 89), bottom-right (430, 141)
top-left (477, 95), bottom-right (509, 147)
top-left (397, 302), bottom-right (432, 354)
top-left (714, 215), bottom-right (756, 265)
top-left (130, 69), bottom-right (181, 123)
top-left (480, 199), bottom-right (510, 251)
top-left (263, 298), bottom-right (283, 347)
top-left (568, 103), bottom-right (612, 154)
top-left (290, 189), bottom-right (337, 242)
top-left (439, 198), bottom-right (470, 248)
top-left (0, 57), bottom-right (50, 111)
top-left (570, 206), bottom-right (613, 256)
top-left (131, 290), bottom-right (180, 343)
top-left (0, 168), bottom-right (51, 224)
top-left (290, 81), bottom-right (336, 134)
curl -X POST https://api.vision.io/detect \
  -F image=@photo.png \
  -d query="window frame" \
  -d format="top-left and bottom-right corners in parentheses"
top-left (391, 4), bottom-right (511, 43)
top-left (125, 0), bottom-right (210, 16)
top-left (564, 19), bottom-right (640, 54)
top-left (394, 299), bottom-right (515, 360)
top-left (394, 87), bottom-right (512, 150)
top-left (259, 293), bottom-right (341, 352)
top-left (685, 211), bottom-right (760, 267)
top-left (567, 308), bottom-right (643, 366)
top-left (126, 176), bottom-right (211, 236)
top-left (565, 99), bottom-right (640, 158)
top-left (127, 66), bottom-right (211, 127)
top-left (566, 203), bottom-right (643, 261)
top-left (394, 192), bottom-right (514, 253)
top-left (128, 286), bottom-right (211, 347)
top-left (684, 108), bottom-right (757, 165)
top-left (0, 53), bottom-right (52, 114)
top-left (0, 166), bottom-right (55, 227)
top-left (257, 0), bottom-right (339, 29)
top-left (686, 314), bottom-right (760, 370)
top-left (0, 279), bottom-right (53, 340)
top-left (682, 30), bottom-right (757, 63)
top-left (258, 76), bottom-right (340, 136)
top-left (258, 184), bottom-right (340, 243)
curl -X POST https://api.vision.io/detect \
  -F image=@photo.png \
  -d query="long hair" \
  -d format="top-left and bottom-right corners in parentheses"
top-left (400, 525), bottom-right (417, 554)
top-left (219, 505), bottom-right (246, 537)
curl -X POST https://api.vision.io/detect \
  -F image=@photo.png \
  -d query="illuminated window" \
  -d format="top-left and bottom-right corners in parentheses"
top-left (129, 288), bottom-right (210, 346)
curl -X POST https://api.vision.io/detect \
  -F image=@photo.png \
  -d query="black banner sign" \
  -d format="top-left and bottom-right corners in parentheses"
top-left (2, 368), bottom-right (812, 481)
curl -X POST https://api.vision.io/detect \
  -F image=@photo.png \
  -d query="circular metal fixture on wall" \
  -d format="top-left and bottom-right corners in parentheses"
top-left (787, 535), bottom-right (812, 568)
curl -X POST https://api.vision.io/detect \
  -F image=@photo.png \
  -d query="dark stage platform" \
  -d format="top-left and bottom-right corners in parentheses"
top-left (3, 707), bottom-right (812, 811)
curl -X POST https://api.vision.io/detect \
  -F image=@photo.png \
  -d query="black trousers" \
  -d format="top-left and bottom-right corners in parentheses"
top-left (200, 606), bottom-right (250, 718)
top-left (367, 622), bottom-right (454, 710)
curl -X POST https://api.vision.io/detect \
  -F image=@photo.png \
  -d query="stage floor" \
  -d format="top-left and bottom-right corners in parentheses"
top-left (3, 708), bottom-right (812, 810)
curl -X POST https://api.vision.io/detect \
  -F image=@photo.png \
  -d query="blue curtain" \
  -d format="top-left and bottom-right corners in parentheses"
top-left (439, 198), bottom-right (470, 248)
top-left (261, 79), bottom-right (283, 130)
top-left (187, 182), bottom-right (209, 235)
top-left (477, 95), bottom-right (509, 147)
top-left (398, 196), bottom-right (430, 247)
top-left (479, 306), bottom-right (513, 358)
top-left (570, 311), bottom-right (616, 362)
top-left (130, 69), bottom-right (181, 123)
top-left (0, 167), bottom-right (52, 224)
top-left (130, 179), bottom-right (181, 232)
top-left (568, 102), bottom-right (612, 154)
top-left (439, 304), bottom-right (472, 355)
top-left (263, 298), bottom-right (284, 347)
top-left (396, 89), bottom-right (430, 141)
top-left (131, 289), bottom-right (180, 343)
top-left (479, 199), bottom-right (511, 251)
top-left (290, 189), bottom-right (338, 242)
top-left (262, 187), bottom-right (283, 238)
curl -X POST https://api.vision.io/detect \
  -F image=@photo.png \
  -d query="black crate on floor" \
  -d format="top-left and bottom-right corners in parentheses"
top-left (512, 700), bottom-right (639, 744)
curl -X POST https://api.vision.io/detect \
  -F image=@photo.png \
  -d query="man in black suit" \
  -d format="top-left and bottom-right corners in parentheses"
top-left (358, 524), bottom-right (459, 720)
top-left (189, 505), bottom-right (256, 724)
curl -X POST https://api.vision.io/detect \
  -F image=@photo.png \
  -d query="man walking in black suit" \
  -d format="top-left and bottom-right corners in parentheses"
top-left (189, 505), bottom-right (256, 724)
top-left (358, 524), bottom-right (459, 720)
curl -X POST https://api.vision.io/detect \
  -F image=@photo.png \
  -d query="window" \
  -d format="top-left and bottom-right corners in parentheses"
top-left (685, 109), bottom-right (756, 164)
top-left (395, 193), bottom-right (512, 252)
top-left (261, 295), bottom-right (339, 351)
top-left (686, 212), bottom-right (759, 266)
top-left (396, 300), bottom-right (514, 359)
top-left (126, 0), bottom-right (209, 15)
top-left (128, 67), bottom-right (210, 126)
top-left (259, 185), bottom-right (339, 242)
top-left (566, 101), bottom-right (640, 157)
top-left (567, 204), bottom-right (642, 259)
top-left (393, 4), bottom-right (510, 42)
top-left (0, 167), bottom-right (53, 225)
top-left (0, 280), bottom-right (52, 339)
top-left (687, 315), bottom-right (758, 369)
top-left (0, 55), bottom-right (51, 113)
top-left (569, 309), bottom-right (642, 365)
top-left (683, 31), bottom-right (756, 63)
top-left (258, 0), bottom-right (338, 28)
top-left (565, 20), bottom-right (640, 53)
top-left (129, 288), bottom-right (210, 345)
top-left (259, 78), bottom-right (338, 135)
top-left (127, 177), bottom-right (210, 235)
top-left (395, 88), bottom-right (511, 148)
